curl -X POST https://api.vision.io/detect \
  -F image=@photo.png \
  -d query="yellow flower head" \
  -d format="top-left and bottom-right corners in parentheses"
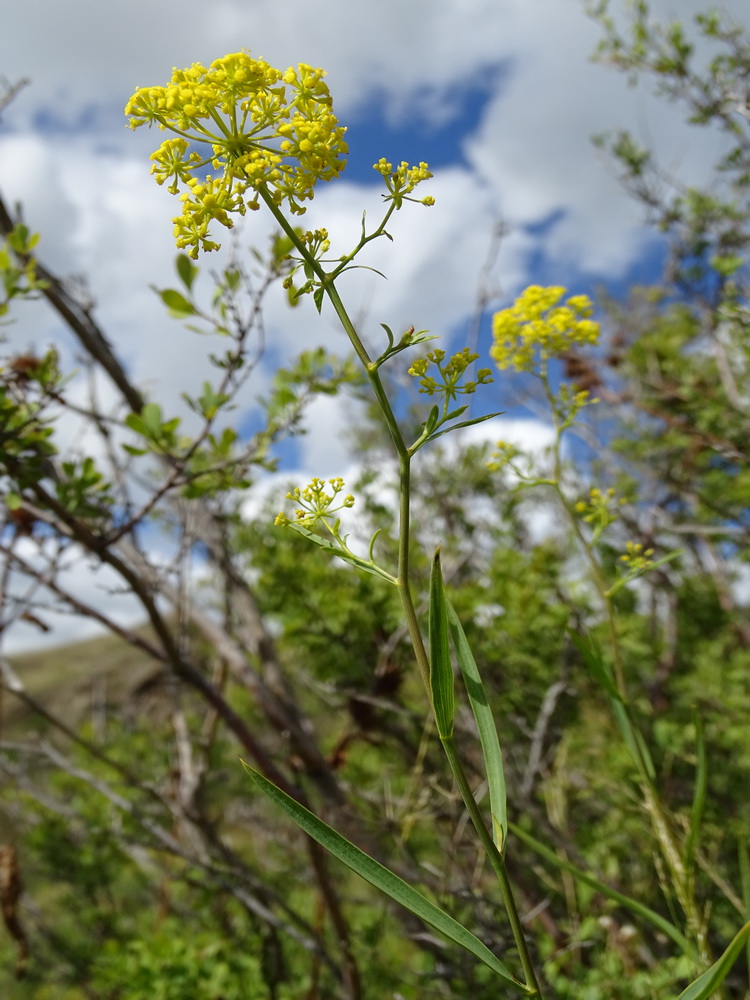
top-left (407, 347), bottom-right (492, 398)
top-left (373, 158), bottom-right (434, 207)
top-left (277, 476), bottom-right (355, 530)
top-left (126, 52), bottom-right (348, 257)
top-left (491, 286), bottom-right (600, 373)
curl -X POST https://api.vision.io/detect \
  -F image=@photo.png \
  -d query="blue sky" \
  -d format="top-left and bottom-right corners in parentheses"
top-left (1, 0), bottom-right (748, 650)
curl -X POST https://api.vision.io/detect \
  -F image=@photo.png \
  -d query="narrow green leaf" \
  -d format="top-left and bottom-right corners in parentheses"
top-left (243, 763), bottom-right (529, 992)
top-left (685, 712), bottom-right (707, 874)
top-left (368, 527), bottom-right (383, 563)
top-left (569, 630), bottom-right (620, 700)
top-left (447, 601), bottom-right (507, 855)
top-left (424, 405), bottom-right (440, 436)
top-left (510, 822), bottom-right (696, 957)
top-left (611, 698), bottom-right (657, 783)
top-left (287, 522), bottom-right (395, 584)
top-left (675, 921), bottom-right (750, 1000)
top-left (571, 630), bottom-right (656, 782)
top-left (428, 411), bottom-right (504, 443)
top-left (380, 323), bottom-right (395, 349)
top-left (429, 549), bottom-right (455, 740)
top-left (443, 405), bottom-right (469, 423)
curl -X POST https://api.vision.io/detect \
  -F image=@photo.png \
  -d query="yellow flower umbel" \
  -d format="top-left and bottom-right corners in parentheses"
top-left (275, 477), bottom-right (355, 530)
top-left (407, 348), bottom-right (492, 399)
top-left (491, 286), bottom-right (599, 373)
top-left (373, 158), bottom-right (435, 207)
top-left (125, 53), bottom-right (348, 257)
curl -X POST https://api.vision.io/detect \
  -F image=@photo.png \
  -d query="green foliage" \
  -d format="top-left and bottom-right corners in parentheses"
top-left (93, 921), bottom-right (291, 1000)
top-left (0, 223), bottom-right (48, 319)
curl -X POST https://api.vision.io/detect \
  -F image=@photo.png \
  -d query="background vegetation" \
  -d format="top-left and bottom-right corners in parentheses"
top-left (1, 3), bottom-right (750, 997)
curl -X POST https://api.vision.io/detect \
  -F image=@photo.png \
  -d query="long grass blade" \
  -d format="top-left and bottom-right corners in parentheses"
top-left (571, 630), bottom-right (656, 783)
top-left (243, 762), bottom-right (530, 992)
top-left (510, 821), bottom-right (696, 957)
top-left (674, 921), bottom-right (750, 1000)
top-left (738, 836), bottom-right (750, 984)
top-left (447, 600), bottom-right (507, 854)
top-left (429, 549), bottom-right (455, 740)
top-left (684, 712), bottom-right (707, 875)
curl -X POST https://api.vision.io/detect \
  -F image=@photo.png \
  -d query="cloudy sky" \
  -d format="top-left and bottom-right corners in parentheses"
top-left (1, 0), bottom-right (747, 651)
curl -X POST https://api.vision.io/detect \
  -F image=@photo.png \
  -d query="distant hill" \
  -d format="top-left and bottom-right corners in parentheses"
top-left (2, 626), bottom-right (163, 736)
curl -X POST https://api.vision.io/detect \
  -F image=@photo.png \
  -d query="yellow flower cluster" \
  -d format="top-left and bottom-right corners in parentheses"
top-left (373, 158), bottom-right (435, 207)
top-left (275, 477), bottom-right (355, 528)
top-left (407, 347), bottom-right (492, 398)
top-left (487, 440), bottom-right (522, 472)
top-left (491, 286), bottom-right (599, 372)
top-left (125, 53), bottom-right (348, 257)
top-left (575, 487), bottom-right (622, 537)
top-left (619, 541), bottom-right (655, 571)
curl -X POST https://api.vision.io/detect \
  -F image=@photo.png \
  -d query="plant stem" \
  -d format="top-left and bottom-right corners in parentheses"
top-left (442, 737), bottom-right (543, 997)
top-left (265, 185), bottom-right (541, 989)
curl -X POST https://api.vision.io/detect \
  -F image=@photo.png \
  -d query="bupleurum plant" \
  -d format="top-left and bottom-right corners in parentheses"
top-left (128, 50), bottom-right (750, 1000)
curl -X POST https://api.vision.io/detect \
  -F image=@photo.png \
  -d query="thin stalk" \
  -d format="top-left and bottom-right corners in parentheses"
top-left (442, 737), bottom-right (542, 997)
top-left (540, 373), bottom-right (711, 965)
top-left (541, 372), bottom-right (626, 694)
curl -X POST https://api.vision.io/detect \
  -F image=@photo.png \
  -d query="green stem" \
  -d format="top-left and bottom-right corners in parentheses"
top-left (442, 737), bottom-right (542, 997)
top-left (541, 371), bottom-right (626, 695)
top-left (260, 187), bottom-right (429, 690)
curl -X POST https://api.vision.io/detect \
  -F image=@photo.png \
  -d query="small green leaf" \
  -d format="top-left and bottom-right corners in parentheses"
top-left (675, 921), bottom-right (750, 1000)
top-left (424, 405), bottom-right (440, 436)
top-left (447, 601), bottom-right (507, 854)
top-left (429, 549), bottom-right (455, 740)
top-left (124, 413), bottom-right (149, 438)
top-left (156, 287), bottom-right (196, 317)
top-left (175, 253), bottom-right (197, 290)
top-left (243, 763), bottom-right (529, 992)
top-left (443, 405), bottom-right (469, 423)
top-left (141, 403), bottom-right (163, 435)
